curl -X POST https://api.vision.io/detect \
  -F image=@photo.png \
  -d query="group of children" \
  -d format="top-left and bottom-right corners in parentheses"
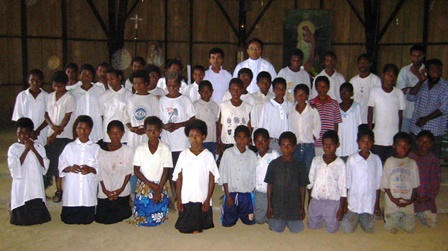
top-left (8, 41), bottom-right (441, 235)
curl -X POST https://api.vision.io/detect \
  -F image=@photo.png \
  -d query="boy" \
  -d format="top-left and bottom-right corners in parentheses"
top-left (99, 67), bottom-right (132, 143)
top-left (307, 130), bottom-right (346, 233)
top-left (381, 132), bottom-right (420, 233)
top-left (125, 56), bottom-right (146, 92)
top-left (157, 58), bottom-right (188, 94)
top-left (278, 48), bottom-right (311, 103)
top-left (311, 51), bottom-right (345, 102)
top-left (44, 71), bottom-right (76, 202)
top-left (220, 125), bottom-right (257, 227)
top-left (349, 54), bottom-right (382, 124)
top-left (397, 44), bottom-right (426, 132)
top-left (368, 64), bottom-right (406, 163)
top-left (204, 47), bottom-right (232, 104)
top-left (172, 119), bottom-right (220, 233)
top-left (409, 130), bottom-right (441, 227)
top-left (221, 68), bottom-right (255, 107)
top-left (8, 117), bottom-right (51, 225)
top-left (258, 77), bottom-right (293, 153)
top-left (341, 129), bottom-right (382, 233)
top-left (254, 128), bottom-right (280, 224)
top-left (71, 64), bottom-right (105, 143)
top-left (12, 69), bottom-right (49, 145)
top-left (145, 64), bottom-right (165, 97)
top-left (95, 61), bottom-right (110, 90)
top-left (250, 72), bottom-right (274, 129)
top-left (193, 80), bottom-right (220, 155)
top-left (309, 76), bottom-right (342, 157)
top-left (65, 62), bottom-right (80, 91)
top-left (233, 38), bottom-right (277, 93)
top-left (185, 65), bottom-right (205, 102)
top-left (217, 78), bottom-right (252, 153)
top-left (288, 84), bottom-right (320, 173)
top-left (125, 69), bottom-right (159, 151)
top-left (265, 131), bottom-right (309, 233)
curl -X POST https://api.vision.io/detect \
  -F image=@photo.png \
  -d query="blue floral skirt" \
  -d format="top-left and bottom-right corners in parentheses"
top-left (128, 180), bottom-right (169, 227)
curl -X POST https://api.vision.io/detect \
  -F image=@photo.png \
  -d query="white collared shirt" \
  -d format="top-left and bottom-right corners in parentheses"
top-left (172, 149), bottom-right (220, 204)
top-left (346, 151), bottom-right (382, 214)
top-left (308, 156), bottom-right (347, 200)
top-left (8, 142), bottom-right (49, 210)
top-left (184, 81), bottom-right (200, 102)
top-left (59, 138), bottom-right (100, 207)
top-left (99, 87), bottom-right (132, 142)
top-left (133, 141), bottom-right (173, 182)
top-left (278, 66), bottom-right (311, 103)
top-left (219, 146), bottom-right (257, 193)
top-left (233, 58), bottom-right (277, 93)
top-left (288, 104), bottom-right (321, 144)
top-left (193, 99), bottom-right (220, 143)
top-left (157, 77), bottom-right (188, 94)
top-left (311, 70), bottom-right (346, 102)
top-left (259, 99), bottom-right (293, 139)
top-left (221, 91), bottom-right (256, 107)
top-left (204, 66), bottom-right (232, 105)
top-left (255, 150), bottom-right (279, 193)
top-left (397, 63), bottom-right (425, 118)
top-left (349, 73), bottom-right (382, 123)
top-left (46, 91), bottom-right (75, 139)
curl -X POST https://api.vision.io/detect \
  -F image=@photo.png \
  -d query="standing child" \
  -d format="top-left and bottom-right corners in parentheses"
top-left (368, 64), bottom-right (406, 163)
top-left (95, 61), bottom-right (110, 90)
top-left (278, 48), bottom-right (311, 103)
top-left (204, 47), bottom-right (232, 104)
top-left (222, 68), bottom-right (255, 107)
top-left (129, 116), bottom-right (172, 227)
top-left (193, 80), bottom-right (220, 155)
top-left (145, 64), bottom-right (165, 97)
top-left (381, 132), bottom-right (420, 233)
top-left (341, 129), bottom-right (382, 233)
top-left (217, 78), bottom-right (252, 154)
top-left (71, 63), bottom-right (105, 143)
top-left (95, 120), bottom-right (133, 224)
top-left (253, 128), bottom-right (280, 224)
top-left (250, 72), bottom-right (274, 130)
top-left (173, 119), bottom-right (220, 233)
top-left (8, 118), bottom-right (51, 225)
top-left (157, 59), bottom-right (188, 94)
top-left (309, 76), bottom-right (342, 157)
top-left (288, 84), bottom-right (321, 174)
top-left (265, 131), bottom-right (309, 233)
top-left (337, 82), bottom-right (361, 160)
top-left (185, 65), bottom-right (205, 102)
top-left (307, 130), bottom-right (346, 233)
top-left (409, 130), bottom-right (441, 228)
top-left (159, 71), bottom-right (196, 203)
top-left (99, 67), bottom-right (132, 144)
top-left (12, 69), bottom-right (49, 145)
top-left (45, 71), bottom-right (76, 202)
top-left (125, 56), bottom-right (146, 92)
top-left (311, 51), bottom-right (345, 102)
top-left (59, 115), bottom-right (99, 225)
top-left (220, 125), bottom-right (257, 227)
top-left (65, 62), bottom-right (80, 91)
top-left (258, 77), bottom-right (293, 153)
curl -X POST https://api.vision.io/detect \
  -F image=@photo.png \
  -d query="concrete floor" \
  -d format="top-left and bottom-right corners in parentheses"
top-left (1, 127), bottom-right (447, 250)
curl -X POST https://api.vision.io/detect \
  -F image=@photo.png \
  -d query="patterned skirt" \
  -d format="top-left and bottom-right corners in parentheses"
top-left (128, 180), bottom-right (169, 227)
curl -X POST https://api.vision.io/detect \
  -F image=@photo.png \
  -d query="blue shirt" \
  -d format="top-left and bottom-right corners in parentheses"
top-left (407, 78), bottom-right (448, 136)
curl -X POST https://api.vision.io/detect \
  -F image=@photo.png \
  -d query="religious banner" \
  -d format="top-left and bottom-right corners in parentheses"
top-left (283, 10), bottom-right (332, 76)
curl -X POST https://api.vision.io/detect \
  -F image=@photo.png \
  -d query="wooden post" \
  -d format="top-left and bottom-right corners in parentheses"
top-left (61, 0), bottom-right (68, 68)
top-left (189, 0), bottom-right (194, 65)
top-left (422, 0), bottom-right (430, 56)
top-left (20, 0), bottom-right (28, 89)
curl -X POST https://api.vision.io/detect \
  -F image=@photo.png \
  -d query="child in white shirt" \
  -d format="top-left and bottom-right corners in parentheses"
top-left (251, 71), bottom-right (274, 129)
top-left (145, 64), bottom-right (165, 98)
top-left (125, 56), bottom-right (146, 92)
top-left (278, 48), bottom-right (311, 103)
top-left (173, 119), bottom-right (220, 233)
top-left (185, 65), bottom-right (205, 102)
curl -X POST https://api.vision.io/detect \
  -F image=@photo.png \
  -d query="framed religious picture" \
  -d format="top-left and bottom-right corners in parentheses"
top-left (283, 10), bottom-right (332, 76)
top-left (146, 41), bottom-right (164, 67)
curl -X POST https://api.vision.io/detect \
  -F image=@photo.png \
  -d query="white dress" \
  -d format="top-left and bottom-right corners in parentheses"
top-left (336, 102), bottom-right (361, 157)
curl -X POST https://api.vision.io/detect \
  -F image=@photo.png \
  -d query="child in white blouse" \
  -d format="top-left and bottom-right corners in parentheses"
top-left (8, 118), bottom-right (51, 225)
top-left (59, 115), bottom-right (99, 224)
top-left (173, 119), bottom-right (220, 233)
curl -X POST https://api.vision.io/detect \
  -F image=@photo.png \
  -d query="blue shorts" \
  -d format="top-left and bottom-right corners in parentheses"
top-left (221, 192), bottom-right (255, 227)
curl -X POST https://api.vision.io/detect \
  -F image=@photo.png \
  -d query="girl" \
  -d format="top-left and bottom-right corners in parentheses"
top-left (59, 115), bottom-right (99, 224)
top-left (337, 82), bottom-right (361, 160)
top-left (8, 117), bottom-right (51, 225)
top-left (129, 116), bottom-right (172, 227)
top-left (172, 119), bottom-right (220, 233)
top-left (95, 120), bottom-right (133, 224)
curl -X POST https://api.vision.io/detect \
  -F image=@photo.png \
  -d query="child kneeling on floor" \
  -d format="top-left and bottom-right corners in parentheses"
top-left (172, 119), bottom-right (220, 233)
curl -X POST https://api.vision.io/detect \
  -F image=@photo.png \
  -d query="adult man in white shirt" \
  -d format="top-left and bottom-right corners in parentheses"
top-left (233, 38), bottom-right (277, 93)
top-left (278, 48), bottom-right (311, 103)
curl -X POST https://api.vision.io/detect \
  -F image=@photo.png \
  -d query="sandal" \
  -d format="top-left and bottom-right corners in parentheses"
top-left (52, 191), bottom-right (62, 203)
